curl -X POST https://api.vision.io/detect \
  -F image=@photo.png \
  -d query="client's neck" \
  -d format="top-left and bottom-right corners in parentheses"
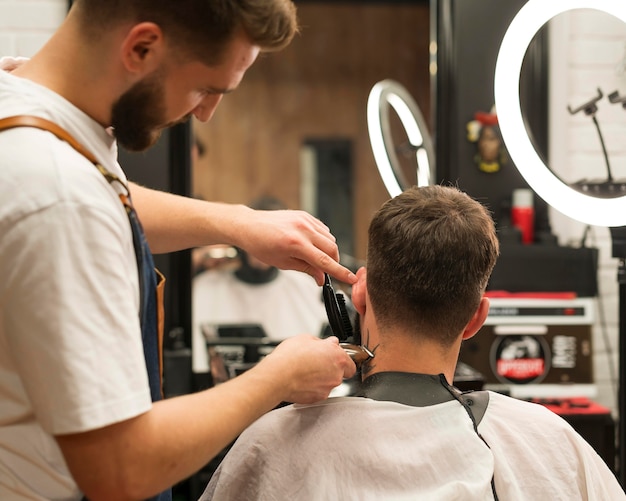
top-left (365, 328), bottom-right (461, 385)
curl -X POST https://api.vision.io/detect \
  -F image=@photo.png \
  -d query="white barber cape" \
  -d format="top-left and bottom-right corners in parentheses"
top-left (200, 374), bottom-right (624, 501)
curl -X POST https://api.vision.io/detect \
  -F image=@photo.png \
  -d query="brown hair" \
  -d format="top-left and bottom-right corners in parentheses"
top-left (72, 0), bottom-right (298, 64)
top-left (366, 185), bottom-right (499, 346)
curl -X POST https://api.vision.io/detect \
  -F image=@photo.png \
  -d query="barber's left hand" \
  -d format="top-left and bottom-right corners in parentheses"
top-left (235, 208), bottom-right (356, 286)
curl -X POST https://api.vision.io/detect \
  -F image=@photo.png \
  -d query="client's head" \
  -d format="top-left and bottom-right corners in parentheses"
top-left (364, 185), bottom-right (499, 347)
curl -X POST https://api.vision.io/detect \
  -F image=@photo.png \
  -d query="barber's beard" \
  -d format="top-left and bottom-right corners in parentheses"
top-left (110, 71), bottom-right (169, 152)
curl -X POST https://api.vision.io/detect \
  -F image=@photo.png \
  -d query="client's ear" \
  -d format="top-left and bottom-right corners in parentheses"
top-left (461, 297), bottom-right (490, 341)
top-left (351, 267), bottom-right (367, 316)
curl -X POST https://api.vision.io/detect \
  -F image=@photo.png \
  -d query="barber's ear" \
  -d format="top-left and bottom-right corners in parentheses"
top-left (120, 22), bottom-right (164, 74)
top-left (461, 297), bottom-right (490, 341)
top-left (351, 267), bottom-right (367, 315)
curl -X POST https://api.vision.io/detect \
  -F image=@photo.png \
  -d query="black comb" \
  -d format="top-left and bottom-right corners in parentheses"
top-left (322, 273), bottom-right (373, 366)
top-left (336, 293), bottom-right (355, 341)
top-left (322, 273), bottom-right (351, 341)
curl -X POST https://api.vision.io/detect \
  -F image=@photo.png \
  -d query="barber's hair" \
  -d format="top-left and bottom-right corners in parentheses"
top-left (366, 185), bottom-right (499, 346)
top-left (71, 0), bottom-right (298, 64)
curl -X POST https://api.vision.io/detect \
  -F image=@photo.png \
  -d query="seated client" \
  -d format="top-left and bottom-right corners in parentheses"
top-left (199, 185), bottom-right (624, 500)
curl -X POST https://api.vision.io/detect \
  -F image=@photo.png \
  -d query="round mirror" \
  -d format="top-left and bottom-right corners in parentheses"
top-left (494, 0), bottom-right (626, 227)
top-left (367, 79), bottom-right (435, 197)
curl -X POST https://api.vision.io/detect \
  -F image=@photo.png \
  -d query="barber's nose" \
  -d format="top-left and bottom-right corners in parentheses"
top-left (193, 94), bottom-right (223, 122)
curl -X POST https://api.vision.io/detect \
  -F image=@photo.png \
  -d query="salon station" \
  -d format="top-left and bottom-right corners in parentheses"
top-left (114, 0), bottom-right (626, 499)
top-left (5, 0), bottom-right (626, 498)
top-left (148, 1), bottom-right (626, 494)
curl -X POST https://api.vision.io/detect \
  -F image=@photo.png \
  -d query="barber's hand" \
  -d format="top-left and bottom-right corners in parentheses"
top-left (258, 335), bottom-right (356, 404)
top-left (235, 209), bottom-right (356, 286)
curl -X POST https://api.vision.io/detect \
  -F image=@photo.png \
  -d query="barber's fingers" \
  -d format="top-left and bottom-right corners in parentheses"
top-left (296, 255), bottom-right (356, 287)
top-left (245, 210), bottom-right (356, 285)
top-left (267, 335), bottom-right (356, 403)
top-left (288, 220), bottom-right (356, 285)
top-left (319, 335), bottom-right (357, 381)
top-left (330, 337), bottom-right (358, 379)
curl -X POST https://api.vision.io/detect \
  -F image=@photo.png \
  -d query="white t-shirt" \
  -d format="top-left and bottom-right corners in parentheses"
top-left (200, 391), bottom-right (624, 501)
top-left (0, 57), bottom-right (152, 500)
top-left (192, 267), bottom-right (328, 373)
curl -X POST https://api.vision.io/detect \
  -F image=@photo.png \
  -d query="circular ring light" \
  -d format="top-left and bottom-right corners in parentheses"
top-left (494, 0), bottom-right (626, 227)
top-left (367, 79), bottom-right (435, 197)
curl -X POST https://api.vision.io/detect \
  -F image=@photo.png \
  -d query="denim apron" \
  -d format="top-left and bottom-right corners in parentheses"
top-left (0, 116), bottom-right (171, 501)
top-left (113, 175), bottom-right (171, 501)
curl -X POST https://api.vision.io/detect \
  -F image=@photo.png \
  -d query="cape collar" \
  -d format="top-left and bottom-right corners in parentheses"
top-left (356, 371), bottom-right (489, 425)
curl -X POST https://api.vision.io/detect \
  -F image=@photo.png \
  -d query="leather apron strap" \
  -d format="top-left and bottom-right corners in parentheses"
top-left (0, 115), bottom-right (98, 163)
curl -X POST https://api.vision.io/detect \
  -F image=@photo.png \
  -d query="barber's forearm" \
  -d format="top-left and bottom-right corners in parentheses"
top-left (127, 182), bottom-right (357, 286)
top-left (58, 366), bottom-right (285, 501)
top-left (128, 182), bottom-right (249, 254)
top-left (138, 370), bottom-right (285, 492)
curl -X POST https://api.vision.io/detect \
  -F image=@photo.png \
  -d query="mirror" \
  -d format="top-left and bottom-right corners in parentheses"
top-left (367, 78), bottom-right (436, 196)
top-left (192, 2), bottom-right (431, 260)
top-left (190, 2), bottom-right (431, 383)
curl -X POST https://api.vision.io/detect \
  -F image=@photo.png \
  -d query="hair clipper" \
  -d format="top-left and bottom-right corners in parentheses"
top-left (322, 273), bottom-right (373, 367)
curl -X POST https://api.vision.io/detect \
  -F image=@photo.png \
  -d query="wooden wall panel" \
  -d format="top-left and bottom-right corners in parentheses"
top-left (193, 3), bottom-right (430, 261)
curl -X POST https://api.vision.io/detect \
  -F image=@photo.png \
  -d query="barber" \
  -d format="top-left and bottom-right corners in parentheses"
top-left (0, 1), bottom-right (356, 500)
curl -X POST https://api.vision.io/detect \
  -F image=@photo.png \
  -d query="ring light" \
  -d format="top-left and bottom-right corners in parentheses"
top-left (494, 0), bottom-right (626, 227)
top-left (367, 79), bottom-right (435, 197)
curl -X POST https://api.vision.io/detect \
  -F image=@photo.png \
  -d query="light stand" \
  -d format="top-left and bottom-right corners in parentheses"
top-left (571, 87), bottom-right (626, 477)
top-left (608, 89), bottom-right (626, 480)
top-left (609, 227), bottom-right (626, 480)
top-left (567, 88), bottom-right (615, 188)
top-left (494, 0), bottom-right (626, 484)
top-left (571, 91), bottom-right (625, 477)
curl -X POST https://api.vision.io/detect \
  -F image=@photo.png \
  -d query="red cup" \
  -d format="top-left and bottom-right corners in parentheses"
top-left (511, 189), bottom-right (534, 244)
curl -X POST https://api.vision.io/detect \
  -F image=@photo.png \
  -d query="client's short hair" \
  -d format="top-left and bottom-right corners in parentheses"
top-left (366, 185), bottom-right (499, 345)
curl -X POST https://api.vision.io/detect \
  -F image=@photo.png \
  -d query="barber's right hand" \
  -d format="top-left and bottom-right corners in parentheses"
top-left (259, 334), bottom-right (356, 405)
